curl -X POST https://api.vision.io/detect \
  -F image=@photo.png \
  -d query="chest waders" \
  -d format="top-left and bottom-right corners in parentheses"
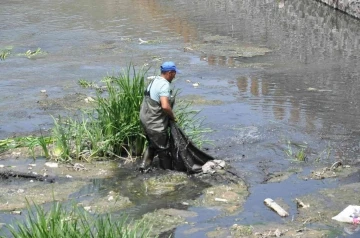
top-left (139, 79), bottom-right (175, 172)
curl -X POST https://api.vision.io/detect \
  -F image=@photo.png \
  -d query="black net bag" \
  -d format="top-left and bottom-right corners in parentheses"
top-left (169, 121), bottom-right (215, 173)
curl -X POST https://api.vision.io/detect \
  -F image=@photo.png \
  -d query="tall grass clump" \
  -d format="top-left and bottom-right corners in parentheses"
top-left (47, 65), bottom-right (148, 162)
top-left (96, 65), bottom-right (147, 156)
top-left (3, 201), bottom-right (153, 238)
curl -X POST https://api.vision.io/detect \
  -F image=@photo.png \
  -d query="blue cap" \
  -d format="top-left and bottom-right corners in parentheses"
top-left (160, 61), bottom-right (180, 73)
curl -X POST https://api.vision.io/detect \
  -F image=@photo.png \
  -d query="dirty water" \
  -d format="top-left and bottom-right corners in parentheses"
top-left (1, 0), bottom-right (360, 237)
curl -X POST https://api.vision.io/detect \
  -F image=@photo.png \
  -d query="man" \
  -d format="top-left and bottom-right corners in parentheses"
top-left (139, 61), bottom-right (179, 172)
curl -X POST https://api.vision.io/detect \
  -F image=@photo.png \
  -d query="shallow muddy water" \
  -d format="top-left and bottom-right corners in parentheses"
top-left (1, 0), bottom-right (360, 237)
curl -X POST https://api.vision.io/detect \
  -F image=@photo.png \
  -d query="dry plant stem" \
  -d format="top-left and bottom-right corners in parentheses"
top-left (106, 150), bottom-right (136, 164)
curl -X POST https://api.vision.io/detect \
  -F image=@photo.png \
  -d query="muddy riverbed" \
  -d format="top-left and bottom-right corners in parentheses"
top-left (1, 0), bottom-right (360, 237)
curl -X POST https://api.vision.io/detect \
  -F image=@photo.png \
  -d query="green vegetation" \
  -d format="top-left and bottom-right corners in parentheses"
top-left (0, 64), bottom-right (210, 163)
top-left (2, 201), bottom-right (153, 238)
top-left (0, 47), bottom-right (47, 60)
top-left (17, 47), bottom-right (47, 58)
top-left (96, 65), bottom-right (147, 157)
top-left (0, 46), bottom-right (12, 61)
top-left (0, 50), bottom-right (10, 60)
top-left (78, 78), bottom-right (97, 88)
top-left (0, 136), bottom-right (53, 157)
top-left (284, 140), bottom-right (308, 162)
top-left (24, 48), bottom-right (45, 58)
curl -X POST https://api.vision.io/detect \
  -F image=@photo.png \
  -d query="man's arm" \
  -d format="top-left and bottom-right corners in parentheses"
top-left (160, 96), bottom-right (176, 120)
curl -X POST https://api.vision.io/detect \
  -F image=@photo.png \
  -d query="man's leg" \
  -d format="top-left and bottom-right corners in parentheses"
top-left (139, 146), bottom-right (155, 172)
top-left (149, 130), bottom-right (173, 170)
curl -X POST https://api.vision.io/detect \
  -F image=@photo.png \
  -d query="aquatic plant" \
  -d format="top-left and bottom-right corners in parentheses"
top-left (3, 201), bottom-right (153, 238)
top-left (0, 136), bottom-right (52, 158)
top-left (17, 47), bottom-right (47, 59)
top-left (284, 140), bottom-right (308, 162)
top-left (78, 78), bottom-right (96, 88)
top-left (0, 46), bottom-right (12, 61)
top-left (0, 49), bottom-right (10, 61)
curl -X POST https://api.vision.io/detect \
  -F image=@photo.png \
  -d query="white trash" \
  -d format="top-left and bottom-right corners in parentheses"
top-left (332, 205), bottom-right (360, 224)
top-left (202, 160), bottom-right (226, 174)
top-left (44, 162), bottom-right (59, 168)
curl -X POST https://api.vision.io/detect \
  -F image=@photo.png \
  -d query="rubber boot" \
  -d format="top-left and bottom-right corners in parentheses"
top-left (158, 151), bottom-right (173, 170)
top-left (139, 147), bottom-right (155, 173)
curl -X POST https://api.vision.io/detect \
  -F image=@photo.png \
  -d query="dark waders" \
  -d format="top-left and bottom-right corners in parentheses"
top-left (139, 79), bottom-right (174, 172)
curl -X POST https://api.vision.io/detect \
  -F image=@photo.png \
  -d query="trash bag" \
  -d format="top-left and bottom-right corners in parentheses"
top-left (169, 120), bottom-right (215, 173)
top-left (332, 205), bottom-right (360, 224)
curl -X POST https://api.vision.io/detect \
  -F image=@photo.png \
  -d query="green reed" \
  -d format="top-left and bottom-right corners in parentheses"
top-left (95, 64), bottom-right (147, 156)
top-left (3, 201), bottom-right (153, 238)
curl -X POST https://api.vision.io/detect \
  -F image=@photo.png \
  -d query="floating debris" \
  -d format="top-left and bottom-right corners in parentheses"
top-left (215, 198), bottom-right (228, 203)
top-left (264, 198), bottom-right (289, 217)
top-left (138, 38), bottom-right (149, 44)
top-left (84, 96), bottom-right (95, 103)
top-left (184, 47), bottom-right (194, 52)
top-left (44, 162), bottom-right (59, 168)
top-left (202, 160), bottom-right (226, 174)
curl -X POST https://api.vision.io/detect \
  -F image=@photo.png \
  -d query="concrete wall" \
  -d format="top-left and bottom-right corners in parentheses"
top-left (317, 0), bottom-right (360, 19)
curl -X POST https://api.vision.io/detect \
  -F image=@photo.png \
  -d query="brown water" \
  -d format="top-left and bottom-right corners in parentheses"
top-left (1, 0), bottom-right (360, 237)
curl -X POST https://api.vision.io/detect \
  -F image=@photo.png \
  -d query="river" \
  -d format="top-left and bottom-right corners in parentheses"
top-left (1, 0), bottom-right (360, 237)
